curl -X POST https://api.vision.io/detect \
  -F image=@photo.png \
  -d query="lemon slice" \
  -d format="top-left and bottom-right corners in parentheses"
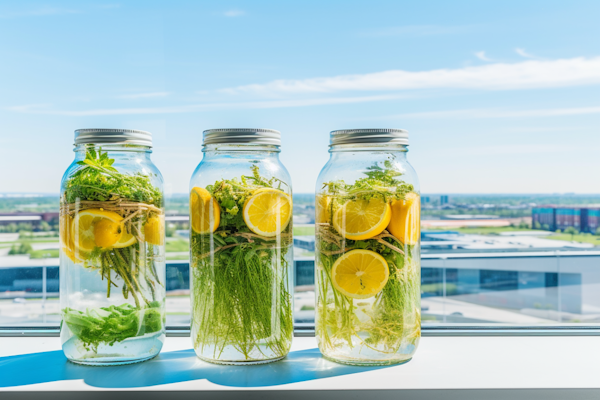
top-left (94, 219), bottom-right (122, 248)
top-left (331, 249), bottom-right (390, 299)
top-left (59, 213), bottom-right (73, 249)
top-left (113, 227), bottom-right (137, 248)
top-left (316, 195), bottom-right (331, 224)
top-left (243, 188), bottom-right (292, 237)
top-left (190, 187), bottom-right (220, 234)
top-left (333, 198), bottom-right (391, 240)
top-left (387, 192), bottom-right (421, 245)
top-left (72, 209), bottom-right (124, 252)
top-left (143, 214), bottom-right (164, 245)
top-left (61, 213), bottom-right (87, 263)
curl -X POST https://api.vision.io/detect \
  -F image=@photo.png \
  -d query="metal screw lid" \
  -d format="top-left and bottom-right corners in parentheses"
top-left (330, 129), bottom-right (409, 146)
top-left (203, 128), bottom-right (281, 146)
top-left (74, 129), bottom-right (152, 147)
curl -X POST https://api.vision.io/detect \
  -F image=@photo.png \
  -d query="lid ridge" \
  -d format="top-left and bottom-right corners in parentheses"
top-left (74, 129), bottom-right (152, 147)
top-left (203, 128), bottom-right (281, 146)
top-left (330, 128), bottom-right (409, 146)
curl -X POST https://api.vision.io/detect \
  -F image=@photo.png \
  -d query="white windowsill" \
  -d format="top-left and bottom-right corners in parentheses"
top-left (1, 336), bottom-right (599, 399)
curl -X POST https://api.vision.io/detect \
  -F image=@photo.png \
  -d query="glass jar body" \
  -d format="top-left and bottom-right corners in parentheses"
top-left (59, 144), bottom-right (166, 365)
top-left (189, 145), bottom-right (294, 365)
top-left (315, 144), bottom-right (421, 365)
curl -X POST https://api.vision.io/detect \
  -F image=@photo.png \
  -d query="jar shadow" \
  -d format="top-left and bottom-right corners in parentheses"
top-left (0, 347), bottom-right (400, 388)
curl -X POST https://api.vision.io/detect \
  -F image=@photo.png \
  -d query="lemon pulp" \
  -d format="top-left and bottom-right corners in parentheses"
top-left (94, 219), bottom-right (122, 248)
top-left (113, 227), bottom-right (136, 248)
top-left (316, 195), bottom-right (331, 224)
top-left (72, 209), bottom-right (124, 252)
top-left (60, 213), bottom-right (84, 263)
top-left (387, 192), bottom-right (420, 245)
top-left (333, 198), bottom-right (391, 241)
top-left (190, 187), bottom-right (220, 234)
top-left (331, 249), bottom-right (390, 299)
top-left (144, 215), bottom-right (164, 245)
top-left (243, 188), bottom-right (292, 237)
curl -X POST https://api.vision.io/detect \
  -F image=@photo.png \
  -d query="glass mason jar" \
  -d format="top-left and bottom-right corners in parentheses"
top-left (315, 129), bottom-right (421, 366)
top-left (190, 128), bottom-right (294, 365)
top-left (59, 129), bottom-right (166, 365)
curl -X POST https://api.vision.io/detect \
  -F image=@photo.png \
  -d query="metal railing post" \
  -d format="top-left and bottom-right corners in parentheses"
top-left (442, 257), bottom-right (447, 324)
top-left (556, 251), bottom-right (561, 323)
top-left (42, 260), bottom-right (47, 324)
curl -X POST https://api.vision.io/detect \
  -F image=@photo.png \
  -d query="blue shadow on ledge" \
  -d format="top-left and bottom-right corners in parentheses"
top-left (0, 348), bottom-right (398, 388)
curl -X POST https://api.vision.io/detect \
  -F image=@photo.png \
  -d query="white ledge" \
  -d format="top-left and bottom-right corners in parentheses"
top-left (0, 336), bottom-right (599, 399)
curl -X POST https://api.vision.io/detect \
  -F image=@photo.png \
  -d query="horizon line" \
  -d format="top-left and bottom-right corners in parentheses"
top-left (2, 192), bottom-right (600, 197)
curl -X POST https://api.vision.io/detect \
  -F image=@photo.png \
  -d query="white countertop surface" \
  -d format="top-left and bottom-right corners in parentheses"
top-left (1, 335), bottom-right (599, 399)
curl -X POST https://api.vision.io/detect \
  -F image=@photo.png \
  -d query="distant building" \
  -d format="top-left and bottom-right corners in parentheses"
top-left (440, 195), bottom-right (449, 205)
top-left (441, 215), bottom-right (500, 220)
top-left (0, 212), bottom-right (59, 227)
top-left (421, 231), bottom-right (593, 252)
top-left (294, 258), bottom-right (315, 286)
top-left (532, 206), bottom-right (600, 233)
top-left (584, 209), bottom-right (600, 233)
top-left (421, 196), bottom-right (430, 204)
top-left (165, 215), bottom-right (189, 222)
top-left (293, 236), bottom-right (315, 251)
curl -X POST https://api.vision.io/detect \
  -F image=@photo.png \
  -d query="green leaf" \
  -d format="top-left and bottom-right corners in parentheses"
top-left (64, 148), bottom-right (162, 207)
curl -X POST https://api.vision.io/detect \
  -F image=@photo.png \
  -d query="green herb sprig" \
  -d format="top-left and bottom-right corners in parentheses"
top-left (316, 161), bottom-right (420, 357)
top-left (64, 147), bottom-right (162, 207)
top-left (323, 160), bottom-right (414, 205)
top-left (63, 302), bottom-right (163, 352)
top-left (61, 147), bottom-right (165, 351)
top-left (191, 166), bottom-right (293, 361)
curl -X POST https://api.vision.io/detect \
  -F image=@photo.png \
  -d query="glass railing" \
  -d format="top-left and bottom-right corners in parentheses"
top-left (296, 250), bottom-right (600, 326)
top-left (1, 250), bottom-right (599, 328)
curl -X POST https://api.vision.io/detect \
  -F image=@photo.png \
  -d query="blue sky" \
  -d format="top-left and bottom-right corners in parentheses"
top-left (0, 0), bottom-right (599, 195)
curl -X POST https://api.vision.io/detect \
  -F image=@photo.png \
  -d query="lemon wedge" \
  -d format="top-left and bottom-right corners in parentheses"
top-left (331, 249), bottom-right (390, 299)
top-left (387, 192), bottom-right (420, 245)
top-left (333, 198), bottom-right (391, 241)
top-left (143, 214), bottom-right (164, 245)
top-left (60, 213), bottom-right (86, 263)
top-left (60, 213), bottom-right (74, 250)
top-left (113, 226), bottom-right (137, 248)
top-left (243, 188), bottom-right (292, 237)
top-left (190, 187), bottom-right (220, 234)
top-left (316, 195), bottom-right (331, 224)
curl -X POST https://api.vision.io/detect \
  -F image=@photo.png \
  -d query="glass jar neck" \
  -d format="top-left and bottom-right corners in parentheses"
top-left (329, 143), bottom-right (408, 158)
top-left (202, 144), bottom-right (281, 158)
top-left (73, 144), bottom-right (153, 160)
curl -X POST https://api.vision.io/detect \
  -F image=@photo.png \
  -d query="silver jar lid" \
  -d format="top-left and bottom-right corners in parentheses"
top-left (330, 129), bottom-right (409, 146)
top-left (203, 128), bottom-right (281, 146)
top-left (74, 129), bottom-right (153, 147)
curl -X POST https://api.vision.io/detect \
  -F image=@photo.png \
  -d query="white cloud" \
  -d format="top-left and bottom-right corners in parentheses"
top-left (7, 104), bottom-right (52, 113)
top-left (378, 105), bottom-right (600, 120)
top-left (7, 94), bottom-right (408, 116)
top-left (9, 100), bottom-right (600, 119)
top-left (118, 92), bottom-right (170, 99)
top-left (515, 48), bottom-right (537, 59)
top-left (475, 51), bottom-right (493, 62)
top-left (219, 56), bottom-right (600, 96)
top-left (224, 9), bottom-right (244, 17)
